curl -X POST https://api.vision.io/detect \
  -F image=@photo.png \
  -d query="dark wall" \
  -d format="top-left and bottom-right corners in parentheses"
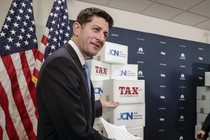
top-left (106, 27), bottom-right (210, 140)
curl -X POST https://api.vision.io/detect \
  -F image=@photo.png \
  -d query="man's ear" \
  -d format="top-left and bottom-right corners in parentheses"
top-left (73, 22), bottom-right (81, 36)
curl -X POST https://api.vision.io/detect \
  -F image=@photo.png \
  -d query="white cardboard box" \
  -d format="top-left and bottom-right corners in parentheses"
top-left (205, 72), bottom-right (210, 86)
top-left (110, 64), bottom-right (138, 80)
top-left (103, 104), bottom-right (145, 127)
top-left (87, 59), bottom-right (110, 81)
top-left (94, 41), bottom-right (128, 64)
top-left (197, 86), bottom-right (210, 100)
top-left (103, 80), bottom-right (145, 104)
top-left (127, 127), bottom-right (144, 140)
top-left (197, 100), bottom-right (210, 114)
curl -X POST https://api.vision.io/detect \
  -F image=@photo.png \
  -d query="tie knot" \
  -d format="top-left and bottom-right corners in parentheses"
top-left (83, 62), bottom-right (89, 69)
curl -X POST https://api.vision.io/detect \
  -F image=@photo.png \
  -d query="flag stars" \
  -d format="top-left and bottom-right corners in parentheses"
top-left (16, 15), bottom-right (21, 21)
top-left (25, 15), bottom-right (30, 20)
top-left (21, 2), bottom-right (26, 7)
top-left (10, 29), bottom-right (16, 35)
top-left (24, 40), bottom-right (29, 45)
top-left (55, 30), bottom-right (59, 35)
top-left (65, 33), bottom-right (69, 37)
top-left (51, 20), bottom-right (56, 25)
top-left (23, 21), bottom-right (27, 26)
top-left (53, 37), bottom-right (57, 42)
top-left (7, 37), bottom-right (13, 42)
top-left (3, 24), bottom-right (9, 29)
top-left (55, 6), bottom-right (60, 11)
top-left (9, 9), bottom-right (15, 14)
top-left (27, 33), bottom-right (31, 38)
top-left (18, 35), bottom-right (23, 40)
top-left (59, 29), bottom-right (63, 34)
top-left (19, 9), bottom-right (24, 14)
top-left (5, 44), bottom-right (11, 50)
top-left (21, 28), bottom-right (25, 33)
top-left (13, 22), bottom-right (19, 27)
top-left (16, 42), bottom-right (21, 47)
top-left (0, 32), bottom-right (6, 37)
top-left (54, 13), bottom-right (58, 17)
top-left (31, 20), bottom-right (35, 25)
top-left (63, 15), bottom-right (67, 19)
top-left (29, 27), bottom-right (34, 32)
top-left (12, 2), bottom-right (17, 7)
top-left (61, 22), bottom-right (65, 27)
top-left (33, 38), bottom-right (37, 43)
top-left (27, 8), bottom-right (32, 13)
top-left (7, 16), bottom-right (12, 22)
top-left (50, 45), bottom-right (56, 50)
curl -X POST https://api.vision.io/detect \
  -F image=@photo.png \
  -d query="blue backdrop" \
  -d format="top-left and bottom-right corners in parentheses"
top-left (106, 27), bottom-right (210, 140)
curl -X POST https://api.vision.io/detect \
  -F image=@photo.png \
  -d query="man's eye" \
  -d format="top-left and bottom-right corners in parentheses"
top-left (93, 28), bottom-right (99, 32)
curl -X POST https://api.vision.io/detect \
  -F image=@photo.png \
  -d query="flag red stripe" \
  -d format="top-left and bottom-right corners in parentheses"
top-left (0, 126), bottom-right (2, 140)
top-left (19, 52), bottom-right (38, 118)
top-left (33, 68), bottom-right (40, 80)
top-left (41, 35), bottom-right (48, 45)
top-left (1, 55), bottom-right (36, 139)
top-left (0, 82), bottom-right (19, 140)
top-left (36, 51), bottom-right (44, 62)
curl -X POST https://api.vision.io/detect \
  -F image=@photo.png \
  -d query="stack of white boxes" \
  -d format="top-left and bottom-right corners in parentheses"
top-left (196, 72), bottom-right (210, 139)
top-left (88, 42), bottom-right (145, 139)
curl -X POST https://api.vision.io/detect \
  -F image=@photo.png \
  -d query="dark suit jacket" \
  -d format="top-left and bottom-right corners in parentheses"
top-left (202, 113), bottom-right (210, 139)
top-left (36, 43), bottom-right (110, 140)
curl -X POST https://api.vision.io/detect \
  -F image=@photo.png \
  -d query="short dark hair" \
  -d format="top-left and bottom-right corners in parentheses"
top-left (76, 7), bottom-right (114, 29)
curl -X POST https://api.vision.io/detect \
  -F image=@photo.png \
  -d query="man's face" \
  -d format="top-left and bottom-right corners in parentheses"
top-left (75, 16), bottom-right (109, 58)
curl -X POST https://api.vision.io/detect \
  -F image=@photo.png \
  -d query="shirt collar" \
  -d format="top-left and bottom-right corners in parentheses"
top-left (68, 40), bottom-right (85, 66)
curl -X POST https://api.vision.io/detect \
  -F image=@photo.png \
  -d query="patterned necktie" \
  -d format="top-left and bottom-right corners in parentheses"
top-left (83, 62), bottom-right (91, 96)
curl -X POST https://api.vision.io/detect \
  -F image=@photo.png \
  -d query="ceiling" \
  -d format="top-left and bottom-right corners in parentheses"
top-left (77, 0), bottom-right (210, 31)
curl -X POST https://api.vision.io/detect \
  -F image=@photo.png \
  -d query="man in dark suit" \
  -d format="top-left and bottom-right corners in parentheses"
top-left (197, 113), bottom-right (210, 140)
top-left (36, 7), bottom-right (118, 140)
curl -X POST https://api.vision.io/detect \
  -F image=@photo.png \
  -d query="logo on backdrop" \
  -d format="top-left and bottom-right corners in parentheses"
top-left (180, 65), bottom-right (186, 68)
top-left (179, 115), bottom-right (185, 122)
top-left (179, 136), bottom-right (184, 140)
top-left (137, 47), bottom-right (144, 54)
top-left (180, 53), bottom-right (186, 60)
top-left (160, 51), bottom-right (166, 56)
top-left (180, 74), bottom-right (186, 80)
top-left (159, 118), bottom-right (165, 121)
top-left (160, 73), bottom-right (166, 78)
top-left (179, 45), bottom-right (186, 48)
top-left (159, 63), bottom-right (167, 66)
top-left (117, 112), bottom-right (143, 120)
top-left (198, 76), bottom-right (203, 80)
top-left (198, 47), bottom-right (204, 51)
top-left (198, 57), bottom-right (203, 61)
top-left (179, 94), bottom-right (185, 101)
top-left (138, 70), bottom-right (144, 78)
top-left (118, 86), bottom-right (142, 97)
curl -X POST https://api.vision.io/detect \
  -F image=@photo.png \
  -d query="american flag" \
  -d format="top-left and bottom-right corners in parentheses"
top-left (32, 0), bottom-right (71, 84)
top-left (0, 0), bottom-right (38, 139)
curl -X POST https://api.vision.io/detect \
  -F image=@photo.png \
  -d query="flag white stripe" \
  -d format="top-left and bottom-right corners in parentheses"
top-left (11, 53), bottom-right (37, 136)
top-left (25, 50), bottom-right (36, 74)
top-left (0, 106), bottom-right (9, 140)
top-left (0, 57), bottom-right (27, 139)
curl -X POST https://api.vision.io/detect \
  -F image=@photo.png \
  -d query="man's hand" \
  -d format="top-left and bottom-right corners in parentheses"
top-left (197, 130), bottom-right (205, 139)
top-left (99, 95), bottom-right (119, 108)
